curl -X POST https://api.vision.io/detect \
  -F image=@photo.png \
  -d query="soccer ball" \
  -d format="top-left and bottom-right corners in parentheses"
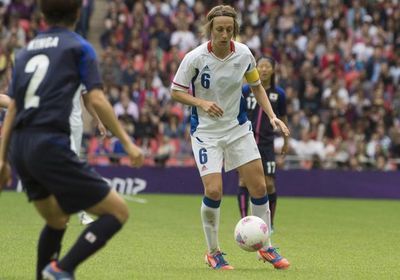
top-left (234, 216), bottom-right (269, 252)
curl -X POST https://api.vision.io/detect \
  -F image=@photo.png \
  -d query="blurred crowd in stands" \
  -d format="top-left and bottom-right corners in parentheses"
top-left (0, 0), bottom-right (400, 171)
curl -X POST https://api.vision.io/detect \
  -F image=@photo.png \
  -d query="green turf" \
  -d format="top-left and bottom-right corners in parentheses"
top-left (1, 192), bottom-right (400, 279)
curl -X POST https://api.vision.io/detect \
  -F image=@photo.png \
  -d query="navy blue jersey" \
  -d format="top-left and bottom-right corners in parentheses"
top-left (9, 27), bottom-right (102, 134)
top-left (242, 84), bottom-right (286, 145)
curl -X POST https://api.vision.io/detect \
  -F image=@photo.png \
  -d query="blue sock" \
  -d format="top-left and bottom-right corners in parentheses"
top-left (37, 225), bottom-right (65, 280)
top-left (58, 214), bottom-right (122, 273)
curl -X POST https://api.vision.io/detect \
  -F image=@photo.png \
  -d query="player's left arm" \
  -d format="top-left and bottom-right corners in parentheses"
top-left (78, 40), bottom-right (143, 167)
top-left (277, 87), bottom-right (289, 155)
top-left (245, 68), bottom-right (289, 137)
top-left (0, 98), bottom-right (16, 189)
top-left (280, 115), bottom-right (289, 155)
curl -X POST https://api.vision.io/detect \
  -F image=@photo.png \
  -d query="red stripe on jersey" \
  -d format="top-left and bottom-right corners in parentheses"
top-left (172, 81), bottom-right (189, 89)
top-left (207, 41), bottom-right (235, 53)
top-left (230, 41), bottom-right (235, 52)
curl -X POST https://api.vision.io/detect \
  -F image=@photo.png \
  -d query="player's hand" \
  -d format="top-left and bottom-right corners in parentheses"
top-left (96, 121), bottom-right (107, 139)
top-left (200, 100), bottom-right (224, 118)
top-left (125, 143), bottom-right (144, 168)
top-left (270, 117), bottom-right (290, 137)
top-left (281, 140), bottom-right (289, 157)
top-left (0, 161), bottom-right (12, 192)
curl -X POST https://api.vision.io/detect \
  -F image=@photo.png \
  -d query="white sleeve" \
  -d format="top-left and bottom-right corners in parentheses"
top-left (246, 52), bottom-right (257, 74)
top-left (171, 53), bottom-right (195, 92)
top-left (80, 84), bottom-right (88, 95)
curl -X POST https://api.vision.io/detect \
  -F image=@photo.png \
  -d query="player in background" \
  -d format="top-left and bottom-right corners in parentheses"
top-left (171, 5), bottom-right (290, 270)
top-left (238, 56), bottom-right (289, 231)
top-left (0, 1), bottom-right (143, 279)
top-left (71, 85), bottom-right (106, 225)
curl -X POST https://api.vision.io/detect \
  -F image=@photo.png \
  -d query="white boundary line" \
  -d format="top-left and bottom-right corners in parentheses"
top-left (123, 195), bottom-right (148, 204)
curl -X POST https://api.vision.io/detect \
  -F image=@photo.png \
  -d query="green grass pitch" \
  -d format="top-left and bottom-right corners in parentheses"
top-left (1, 192), bottom-right (400, 279)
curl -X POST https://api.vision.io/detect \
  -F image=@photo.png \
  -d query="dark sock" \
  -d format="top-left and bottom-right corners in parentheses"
top-left (36, 225), bottom-right (66, 280)
top-left (58, 214), bottom-right (123, 273)
top-left (237, 187), bottom-right (249, 218)
top-left (268, 192), bottom-right (277, 226)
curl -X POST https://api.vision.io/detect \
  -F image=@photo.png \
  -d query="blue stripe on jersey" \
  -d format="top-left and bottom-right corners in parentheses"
top-left (237, 93), bottom-right (248, 125)
top-left (275, 86), bottom-right (287, 117)
top-left (190, 68), bottom-right (200, 135)
top-left (71, 33), bottom-right (98, 91)
top-left (242, 84), bottom-right (251, 95)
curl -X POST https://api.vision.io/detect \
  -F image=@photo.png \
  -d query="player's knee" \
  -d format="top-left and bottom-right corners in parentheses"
top-left (46, 215), bottom-right (69, 229)
top-left (266, 183), bottom-right (276, 194)
top-left (248, 184), bottom-right (267, 198)
top-left (265, 177), bottom-right (276, 194)
top-left (205, 187), bottom-right (222, 200)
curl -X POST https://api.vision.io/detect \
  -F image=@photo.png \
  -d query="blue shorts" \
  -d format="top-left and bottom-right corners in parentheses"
top-left (11, 129), bottom-right (110, 214)
top-left (258, 143), bottom-right (276, 177)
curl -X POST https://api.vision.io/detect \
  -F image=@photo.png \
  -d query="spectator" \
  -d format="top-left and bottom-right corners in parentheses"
top-left (91, 0), bottom-right (400, 169)
top-left (113, 87), bottom-right (139, 122)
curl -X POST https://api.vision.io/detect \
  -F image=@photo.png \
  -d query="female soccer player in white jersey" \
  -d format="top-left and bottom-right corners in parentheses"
top-left (71, 85), bottom-right (106, 225)
top-left (171, 5), bottom-right (290, 270)
top-left (69, 85), bottom-right (107, 225)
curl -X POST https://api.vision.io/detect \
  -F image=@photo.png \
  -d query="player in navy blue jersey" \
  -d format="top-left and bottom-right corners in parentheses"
top-left (0, 1), bottom-right (143, 279)
top-left (237, 56), bottom-right (289, 230)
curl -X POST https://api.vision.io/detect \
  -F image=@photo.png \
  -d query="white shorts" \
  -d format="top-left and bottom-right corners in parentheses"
top-left (191, 121), bottom-right (261, 176)
top-left (70, 125), bottom-right (83, 156)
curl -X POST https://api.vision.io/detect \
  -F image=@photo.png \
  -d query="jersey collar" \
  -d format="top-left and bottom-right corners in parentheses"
top-left (207, 40), bottom-right (235, 53)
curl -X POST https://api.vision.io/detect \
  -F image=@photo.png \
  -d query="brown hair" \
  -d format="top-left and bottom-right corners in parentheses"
top-left (203, 5), bottom-right (239, 39)
top-left (39, 0), bottom-right (82, 26)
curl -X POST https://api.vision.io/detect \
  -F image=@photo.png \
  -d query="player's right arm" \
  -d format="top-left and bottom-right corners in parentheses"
top-left (77, 39), bottom-right (143, 167)
top-left (0, 94), bottom-right (10, 108)
top-left (171, 89), bottom-right (224, 118)
top-left (85, 89), bottom-right (144, 167)
top-left (171, 53), bottom-right (223, 118)
top-left (82, 94), bottom-right (107, 138)
top-left (0, 99), bottom-right (16, 189)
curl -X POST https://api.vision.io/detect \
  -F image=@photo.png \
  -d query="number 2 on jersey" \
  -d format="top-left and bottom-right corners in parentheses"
top-left (24, 54), bottom-right (50, 109)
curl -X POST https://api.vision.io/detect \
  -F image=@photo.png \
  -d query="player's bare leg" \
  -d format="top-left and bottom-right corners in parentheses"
top-left (201, 173), bottom-right (233, 270)
top-left (238, 159), bottom-right (289, 269)
top-left (237, 175), bottom-right (249, 218)
top-left (265, 176), bottom-right (277, 232)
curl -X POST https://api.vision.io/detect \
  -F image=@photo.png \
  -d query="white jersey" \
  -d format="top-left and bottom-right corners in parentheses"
top-left (69, 84), bottom-right (86, 154)
top-left (171, 41), bottom-right (260, 138)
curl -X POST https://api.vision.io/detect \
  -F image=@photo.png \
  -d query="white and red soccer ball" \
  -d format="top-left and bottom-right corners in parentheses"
top-left (234, 216), bottom-right (270, 252)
